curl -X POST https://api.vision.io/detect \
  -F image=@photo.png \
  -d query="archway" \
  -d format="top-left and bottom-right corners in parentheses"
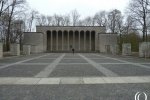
top-left (91, 31), bottom-right (95, 51)
top-left (52, 30), bottom-right (57, 51)
top-left (58, 30), bottom-right (62, 50)
top-left (80, 31), bottom-right (84, 51)
top-left (47, 31), bottom-right (51, 51)
top-left (63, 31), bottom-right (68, 50)
top-left (69, 31), bottom-right (73, 50)
top-left (75, 31), bottom-right (79, 50)
top-left (86, 31), bottom-right (90, 51)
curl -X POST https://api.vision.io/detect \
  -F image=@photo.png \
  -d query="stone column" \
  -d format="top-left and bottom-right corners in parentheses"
top-left (62, 32), bottom-right (64, 51)
top-left (0, 43), bottom-right (3, 58)
top-left (51, 32), bottom-right (53, 51)
top-left (68, 32), bottom-right (69, 50)
top-left (23, 45), bottom-right (31, 55)
top-left (90, 32), bottom-right (91, 51)
top-left (56, 32), bottom-right (58, 51)
top-left (79, 32), bottom-right (80, 51)
top-left (10, 44), bottom-right (20, 56)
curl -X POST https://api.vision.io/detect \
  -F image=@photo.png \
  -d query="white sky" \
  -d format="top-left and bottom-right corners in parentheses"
top-left (26, 0), bottom-right (130, 18)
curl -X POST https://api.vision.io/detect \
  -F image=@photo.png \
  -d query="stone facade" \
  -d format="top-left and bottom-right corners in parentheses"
top-left (10, 44), bottom-right (20, 56)
top-left (36, 26), bottom-right (106, 52)
top-left (122, 43), bottom-right (131, 56)
top-left (23, 45), bottom-right (31, 55)
top-left (99, 33), bottom-right (118, 54)
top-left (23, 32), bottom-right (44, 53)
top-left (31, 45), bottom-right (41, 54)
top-left (0, 43), bottom-right (3, 58)
top-left (23, 26), bottom-right (118, 53)
top-left (139, 42), bottom-right (150, 58)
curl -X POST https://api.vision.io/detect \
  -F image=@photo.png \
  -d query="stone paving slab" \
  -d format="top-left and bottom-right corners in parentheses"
top-left (60, 78), bottom-right (83, 84)
top-left (79, 54), bottom-right (118, 77)
top-left (0, 84), bottom-right (150, 100)
top-left (91, 59), bottom-right (123, 63)
top-left (0, 78), bottom-right (20, 84)
top-left (15, 78), bottom-right (40, 84)
top-left (0, 58), bottom-right (27, 63)
top-left (35, 54), bottom-right (65, 78)
top-left (83, 56), bottom-right (104, 58)
top-left (24, 59), bottom-right (55, 63)
top-left (0, 54), bottom-right (49, 64)
top-left (49, 64), bottom-right (104, 77)
top-left (40, 56), bottom-right (60, 59)
top-left (0, 76), bottom-right (150, 85)
top-left (124, 58), bottom-right (150, 63)
top-left (0, 65), bottom-right (47, 77)
top-left (142, 64), bottom-right (150, 67)
top-left (38, 78), bottom-right (60, 84)
top-left (60, 59), bottom-right (88, 63)
top-left (102, 64), bottom-right (150, 76)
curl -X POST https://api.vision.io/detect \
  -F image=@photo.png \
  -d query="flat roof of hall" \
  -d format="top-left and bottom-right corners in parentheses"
top-left (36, 26), bottom-right (105, 27)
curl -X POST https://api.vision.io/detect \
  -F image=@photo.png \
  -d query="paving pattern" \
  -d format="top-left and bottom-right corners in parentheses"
top-left (0, 53), bottom-right (150, 100)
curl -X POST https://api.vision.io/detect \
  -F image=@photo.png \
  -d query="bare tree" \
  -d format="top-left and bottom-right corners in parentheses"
top-left (47, 16), bottom-right (52, 26)
top-left (82, 16), bottom-right (93, 26)
top-left (128, 0), bottom-right (150, 41)
top-left (26, 10), bottom-right (38, 32)
top-left (61, 14), bottom-right (70, 26)
top-left (71, 9), bottom-right (80, 26)
top-left (107, 9), bottom-right (123, 33)
top-left (94, 11), bottom-right (107, 26)
top-left (123, 15), bottom-right (137, 34)
top-left (36, 14), bottom-right (47, 26)
top-left (52, 14), bottom-right (63, 26)
top-left (5, 0), bottom-right (26, 50)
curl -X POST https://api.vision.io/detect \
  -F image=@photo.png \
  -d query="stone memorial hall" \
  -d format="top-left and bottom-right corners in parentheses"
top-left (23, 26), bottom-right (117, 53)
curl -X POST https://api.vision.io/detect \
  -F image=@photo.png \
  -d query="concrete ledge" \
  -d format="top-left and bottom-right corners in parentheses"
top-left (0, 76), bottom-right (150, 85)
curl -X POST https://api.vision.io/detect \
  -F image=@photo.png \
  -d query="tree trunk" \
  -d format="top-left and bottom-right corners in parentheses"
top-left (6, 0), bottom-right (16, 51)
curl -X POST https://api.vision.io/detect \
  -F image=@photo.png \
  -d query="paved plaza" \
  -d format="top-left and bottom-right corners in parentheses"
top-left (0, 53), bottom-right (150, 100)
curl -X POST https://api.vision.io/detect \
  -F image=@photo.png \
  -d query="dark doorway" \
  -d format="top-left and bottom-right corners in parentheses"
top-left (47, 31), bottom-right (51, 51)
top-left (91, 31), bottom-right (95, 51)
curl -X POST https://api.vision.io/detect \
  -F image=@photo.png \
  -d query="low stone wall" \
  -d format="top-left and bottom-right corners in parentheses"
top-left (23, 32), bottom-right (44, 52)
top-left (10, 44), bottom-right (20, 56)
top-left (139, 42), bottom-right (150, 58)
top-left (0, 43), bottom-right (3, 58)
top-left (31, 45), bottom-right (41, 54)
top-left (122, 43), bottom-right (131, 56)
top-left (23, 45), bottom-right (31, 55)
top-left (99, 33), bottom-right (118, 54)
top-left (111, 45), bottom-right (119, 55)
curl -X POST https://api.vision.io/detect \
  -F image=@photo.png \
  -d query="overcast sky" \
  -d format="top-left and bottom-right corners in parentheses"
top-left (26, 0), bottom-right (130, 18)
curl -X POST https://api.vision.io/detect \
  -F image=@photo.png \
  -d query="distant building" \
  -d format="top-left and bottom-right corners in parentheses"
top-left (23, 26), bottom-right (118, 53)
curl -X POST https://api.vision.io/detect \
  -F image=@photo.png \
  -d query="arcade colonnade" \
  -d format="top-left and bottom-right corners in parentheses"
top-left (47, 30), bottom-right (96, 52)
